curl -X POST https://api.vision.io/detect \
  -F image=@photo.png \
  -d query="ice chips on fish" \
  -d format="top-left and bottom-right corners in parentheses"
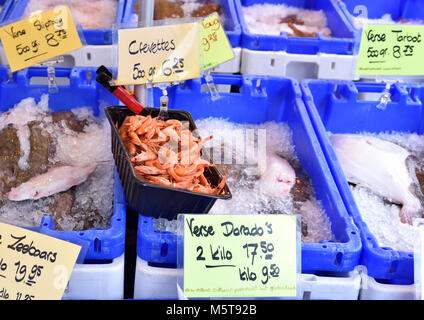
top-left (330, 134), bottom-right (423, 224)
top-left (8, 163), bottom-right (97, 201)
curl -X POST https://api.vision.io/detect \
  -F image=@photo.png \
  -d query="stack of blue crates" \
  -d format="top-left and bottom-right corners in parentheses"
top-left (136, 73), bottom-right (362, 276)
top-left (0, 66), bottom-right (126, 263)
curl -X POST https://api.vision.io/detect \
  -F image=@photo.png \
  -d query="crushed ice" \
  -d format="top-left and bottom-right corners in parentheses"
top-left (0, 94), bottom-right (114, 231)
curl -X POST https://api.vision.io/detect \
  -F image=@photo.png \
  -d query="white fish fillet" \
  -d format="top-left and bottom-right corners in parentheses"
top-left (330, 134), bottom-right (422, 224)
top-left (259, 154), bottom-right (296, 197)
top-left (8, 163), bottom-right (97, 201)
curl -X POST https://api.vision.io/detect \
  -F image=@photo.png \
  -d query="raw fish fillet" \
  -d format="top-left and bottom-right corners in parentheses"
top-left (330, 134), bottom-right (423, 224)
top-left (8, 163), bottom-right (96, 201)
top-left (258, 154), bottom-right (296, 197)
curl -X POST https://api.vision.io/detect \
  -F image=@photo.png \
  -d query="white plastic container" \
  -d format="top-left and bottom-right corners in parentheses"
top-left (62, 254), bottom-right (125, 300)
top-left (210, 47), bottom-right (241, 74)
top-left (358, 272), bottom-right (417, 300)
top-left (134, 256), bottom-right (362, 300)
top-left (241, 48), bottom-right (359, 81)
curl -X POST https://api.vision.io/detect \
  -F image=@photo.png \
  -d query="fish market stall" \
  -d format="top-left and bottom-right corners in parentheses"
top-left (2, 0), bottom-right (424, 303)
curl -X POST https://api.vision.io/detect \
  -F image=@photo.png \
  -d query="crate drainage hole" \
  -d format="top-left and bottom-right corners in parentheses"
top-left (302, 291), bottom-right (311, 300)
top-left (160, 243), bottom-right (169, 257)
top-left (334, 252), bottom-right (343, 266)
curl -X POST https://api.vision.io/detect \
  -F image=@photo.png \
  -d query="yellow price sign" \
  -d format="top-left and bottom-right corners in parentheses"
top-left (0, 222), bottom-right (81, 300)
top-left (0, 5), bottom-right (83, 72)
top-left (183, 214), bottom-right (298, 298)
top-left (200, 13), bottom-right (234, 70)
top-left (356, 24), bottom-right (424, 76)
top-left (117, 22), bottom-right (200, 85)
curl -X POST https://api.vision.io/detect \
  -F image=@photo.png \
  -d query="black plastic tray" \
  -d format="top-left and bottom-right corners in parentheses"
top-left (105, 106), bottom-right (231, 220)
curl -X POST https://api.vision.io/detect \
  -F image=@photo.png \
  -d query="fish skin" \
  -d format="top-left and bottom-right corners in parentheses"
top-left (259, 154), bottom-right (296, 197)
top-left (330, 134), bottom-right (422, 224)
top-left (7, 163), bottom-right (97, 201)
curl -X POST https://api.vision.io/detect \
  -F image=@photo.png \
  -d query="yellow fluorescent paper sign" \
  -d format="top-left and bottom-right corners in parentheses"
top-left (0, 5), bottom-right (83, 72)
top-left (356, 24), bottom-right (424, 76)
top-left (200, 13), bottom-right (234, 70)
top-left (0, 222), bottom-right (81, 300)
top-left (183, 214), bottom-right (297, 298)
top-left (117, 22), bottom-right (200, 85)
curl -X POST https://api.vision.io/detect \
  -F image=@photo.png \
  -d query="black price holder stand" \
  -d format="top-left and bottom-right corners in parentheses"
top-left (176, 214), bottom-right (302, 300)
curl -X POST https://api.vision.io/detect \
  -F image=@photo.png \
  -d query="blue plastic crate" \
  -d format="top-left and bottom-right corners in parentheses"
top-left (301, 79), bottom-right (424, 284)
top-left (136, 74), bottom-right (362, 274)
top-left (0, 0), bottom-right (129, 45)
top-left (0, 66), bottom-right (126, 262)
top-left (339, 0), bottom-right (424, 53)
top-left (129, 0), bottom-right (242, 48)
top-left (235, 0), bottom-right (356, 55)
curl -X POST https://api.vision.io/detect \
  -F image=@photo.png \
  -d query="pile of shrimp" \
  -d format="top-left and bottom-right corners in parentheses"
top-left (118, 114), bottom-right (227, 195)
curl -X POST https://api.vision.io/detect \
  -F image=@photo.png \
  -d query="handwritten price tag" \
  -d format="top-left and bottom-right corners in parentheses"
top-left (0, 5), bottom-right (83, 72)
top-left (200, 13), bottom-right (234, 70)
top-left (183, 214), bottom-right (298, 298)
top-left (117, 22), bottom-right (200, 85)
top-left (0, 222), bottom-right (81, 300)
top-left (356, 24), bottom-right (424, 76)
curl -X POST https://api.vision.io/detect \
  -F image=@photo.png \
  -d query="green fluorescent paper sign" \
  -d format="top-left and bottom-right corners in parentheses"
top-left (183, 214), bottom-right (298, 298)
top-left (356, 24), bottom-right (424, 76)
top-left (200, 13), bottom-right (234, 70)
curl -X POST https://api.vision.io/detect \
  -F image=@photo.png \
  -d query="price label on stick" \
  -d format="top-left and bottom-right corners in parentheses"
top-left (117, 22), bottom-right (200, 85)
top-left (183, 214), bottom-right (298, 298)
top-left (0, 222), bottom-right (81, 300)
top-left (0, 5), bottom-right (83, 72)
top-left (200, 13), bottom-right (234, 70)
top-left (356, 24), bottom-right (424, 76)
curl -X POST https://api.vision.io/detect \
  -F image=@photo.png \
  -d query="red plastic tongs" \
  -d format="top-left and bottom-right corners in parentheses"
top-left (96, 65), bottom-right (145, 115)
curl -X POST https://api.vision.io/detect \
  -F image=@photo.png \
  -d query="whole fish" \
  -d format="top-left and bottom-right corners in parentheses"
top-left (330, 134), bottom-right (423, 225)
top-left (258, 154), bottom-right (296, 197)
top-left (8, 163), bottom-right (97, 201)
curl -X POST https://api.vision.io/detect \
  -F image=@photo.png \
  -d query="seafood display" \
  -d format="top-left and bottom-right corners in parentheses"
top-left (330, 132), bottom-right (424, 252)
top-left (242, 3), bottom-right (332, 38)
top-left (0, 95), bottom-right (114, 231)
top-left (118, 114), bottom-right (227, 196)
top-left (154, 118), bottom-right (335, 243)
top-left (152, 0), bottom-right (223, 20)
top-left (23, 0), bottom-right (118, 29)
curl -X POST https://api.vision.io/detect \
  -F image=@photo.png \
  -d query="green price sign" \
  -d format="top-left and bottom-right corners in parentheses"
top-left (356, 24), bottom-right (424, 76)
top-left (183, 214), bottom-right (298, 298)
